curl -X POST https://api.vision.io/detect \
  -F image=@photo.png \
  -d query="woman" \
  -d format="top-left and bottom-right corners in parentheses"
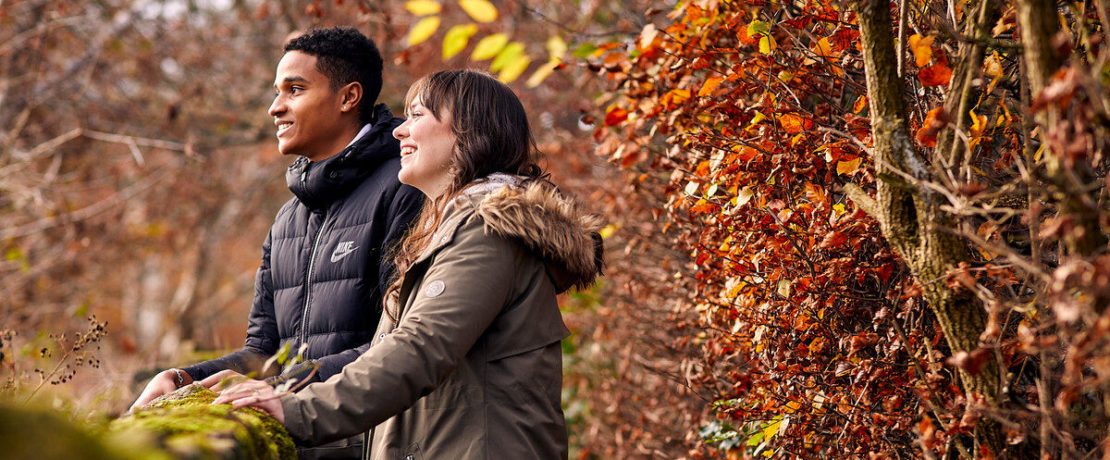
top-left (215, 69), bottom-right (603, 460)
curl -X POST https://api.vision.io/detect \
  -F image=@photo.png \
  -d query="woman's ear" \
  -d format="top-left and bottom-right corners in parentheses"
top-left (340, 82), bottom-right (363, 113)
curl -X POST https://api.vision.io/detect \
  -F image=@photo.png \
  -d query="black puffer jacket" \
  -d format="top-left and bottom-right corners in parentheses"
top-left (183, 104), bottom-right (423, 385)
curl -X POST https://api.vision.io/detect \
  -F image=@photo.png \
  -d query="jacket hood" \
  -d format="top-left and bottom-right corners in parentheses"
top-left (287, 104), bottom-right (403, 210)
top-left (474, 180), bottom-right (604, 293)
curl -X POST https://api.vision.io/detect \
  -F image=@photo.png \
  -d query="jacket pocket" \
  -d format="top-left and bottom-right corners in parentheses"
top-left (486, 341), bottom-right (563, 407)
top-left (401, 442), bottom-right (424, 460)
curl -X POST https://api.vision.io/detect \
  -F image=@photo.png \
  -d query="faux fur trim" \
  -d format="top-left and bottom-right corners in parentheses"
top-left (476, 180), bottom-right (604, 291)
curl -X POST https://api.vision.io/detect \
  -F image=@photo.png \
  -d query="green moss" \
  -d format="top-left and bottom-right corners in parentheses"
top-left (110, 384), bottom-right (296, 459)
top-left (0, 402), bottom-right (168, 460)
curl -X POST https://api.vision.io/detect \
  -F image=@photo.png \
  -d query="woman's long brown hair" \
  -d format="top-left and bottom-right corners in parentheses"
top-left (384, 70), bottom-right (543, 319)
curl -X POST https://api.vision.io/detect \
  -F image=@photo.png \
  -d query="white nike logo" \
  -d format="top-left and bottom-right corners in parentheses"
top-left (330, 241), bottom-right (358, 263)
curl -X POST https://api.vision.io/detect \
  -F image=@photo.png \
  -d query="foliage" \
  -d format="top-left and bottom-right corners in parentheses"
top-left (589, 0), bottom-right (1110, 457)
top-left (0, 316), bottom-right (108, 402)
top-left (399, 0), bottom-right (568, 85)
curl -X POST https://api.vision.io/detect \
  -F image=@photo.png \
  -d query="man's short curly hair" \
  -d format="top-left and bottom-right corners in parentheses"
top-left (285, 27), bottom-right (384, 125)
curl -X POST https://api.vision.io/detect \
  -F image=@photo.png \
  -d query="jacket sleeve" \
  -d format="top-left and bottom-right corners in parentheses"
top-left (280, 216), bottom-right (520, 445)
top-left (293, 183), bottom-right (425, 384)
top-left (182, 229), bottom-right (280, 381)
top-left (376, 183), bottom-right (424, 296)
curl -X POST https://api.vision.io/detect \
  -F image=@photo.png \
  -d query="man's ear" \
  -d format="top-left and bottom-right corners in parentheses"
top-left (339, 82), bottom-right (363, 114)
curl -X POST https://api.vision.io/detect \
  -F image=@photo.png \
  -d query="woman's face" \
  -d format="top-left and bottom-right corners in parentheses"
top-left (393, 96), bottom-right (457, 198)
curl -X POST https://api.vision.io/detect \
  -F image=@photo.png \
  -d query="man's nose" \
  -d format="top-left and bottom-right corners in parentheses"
top-left (268, 95), bottom-right (285, 117)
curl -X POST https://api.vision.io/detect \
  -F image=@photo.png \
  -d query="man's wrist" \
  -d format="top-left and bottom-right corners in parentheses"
top-left (169, 368), bottom-right (193, 387)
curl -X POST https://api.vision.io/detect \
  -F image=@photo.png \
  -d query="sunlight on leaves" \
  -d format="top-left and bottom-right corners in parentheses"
top-left (458, 0), bottom-right (497, 23)
top-left (498, 54), bottom-right (531, 83)
top-left (526, 58), bottom-right (561, 88)
top-left (471, 33), bottom-right (509, 60)
top-left (490, 41), bottom-right (525, 71)
top-left (407, 16), bottom-right (441, 46)
top-left (442, 23), bottom-right (478, 59)
top-left (404, 0), bottom-right (442, 15)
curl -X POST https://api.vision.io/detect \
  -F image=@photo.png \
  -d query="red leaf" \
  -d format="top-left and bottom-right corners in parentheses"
top-left (915, 107), bottom-right (950, 147)
top-left (818, 231), bottom-right (849, 249)
top-left (604, 106), bottom-right (629, 126)
top-left (918, 63), bottom-right (953, 87)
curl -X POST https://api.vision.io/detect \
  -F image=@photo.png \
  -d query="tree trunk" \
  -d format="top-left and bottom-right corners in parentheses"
top-left (849, 0), bottom-right (1003, 452)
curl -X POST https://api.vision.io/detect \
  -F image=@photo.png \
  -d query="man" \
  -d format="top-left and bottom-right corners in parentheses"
top-left (131, 27), bottom-right (423, 458)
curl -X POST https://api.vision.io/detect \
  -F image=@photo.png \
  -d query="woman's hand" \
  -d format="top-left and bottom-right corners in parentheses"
top-left (129, 369), bottom-right (191, 412)
top-left (212, 379), bottom-right (285, 423)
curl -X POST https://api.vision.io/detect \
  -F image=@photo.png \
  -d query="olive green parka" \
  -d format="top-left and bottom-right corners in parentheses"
top-left (279, 177), bottom-right (603, 460)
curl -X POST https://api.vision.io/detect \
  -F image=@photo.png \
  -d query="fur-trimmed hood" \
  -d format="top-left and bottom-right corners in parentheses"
top-left (472, 180), bottom-right (604, 293)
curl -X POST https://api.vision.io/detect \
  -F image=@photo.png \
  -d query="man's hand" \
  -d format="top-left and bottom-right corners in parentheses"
top-left (129, 369), bottom-right (191, 412)
top-left (198, 369), bottom-right (248, 390)
top-left (213, 379), bottom-right (285, 423)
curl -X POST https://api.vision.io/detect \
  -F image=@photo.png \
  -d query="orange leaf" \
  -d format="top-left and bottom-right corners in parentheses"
top-left (919, 63), bottom-right (953, 87)
top-left (969, 111), bottom-right (988, 138)
top-left (908, 34), bottom-right (934, 67)
top-left (836, 157), bottom-right (862, 175)
top-left (695, 160), bottom-right (711, 177)
top-left (698, 76), bottom-right (724, 97)
top-left (664, 88), bottom-right (691, 106)
top-left (779, 113), bottom-right (812, 135)
top-left (604, 106), bottom-right (629, 126)
top-left (689, 201), bottom-right (719, 214)
top-left (852, 95), bottom-right (868, 114)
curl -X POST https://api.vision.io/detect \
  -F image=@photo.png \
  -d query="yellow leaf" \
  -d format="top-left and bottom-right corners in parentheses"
top-left (759, 35), bottom-right (777, 54)
top-left (778, 70), bottom-right (793, 82)
top-left (404, 0), bottom-right (442, 15)
top-left (442, 24), bottom-right (478, 59)
top-left (489, 41), bottom-right (524, 71)
top-left (790, 133), bottom-right (806, 146)
top-left (749, 111), bottom-right (767, 125)
top-left (984, 51), bottom-right (1003, 78)
top-left (471, 33), bottom-right (509, 60)
top-left (762, 415), bottom-right (784, 440)
top-left (407, 16), bottom-right (441, 46)
top-left (698, 76), bottom-right (724, 97)
top-left (497, 54), bottom-right (531, 83)
top-left (546, 36), bottom-right (567, 59)
top-left (598, 224), bottom-right (618, 239)
top-left (458, 0), bottom-right (497, 23)
top-left (836, 157), bottom-right (862, 175)
top-left (832, 203), bottom-right (847, 218)
top-left (813, 36), bottom-right (837, 58)
top-left (526, 58), bottom-right (561, 88)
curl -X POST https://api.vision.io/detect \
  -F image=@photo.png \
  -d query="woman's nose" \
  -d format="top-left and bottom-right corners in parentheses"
top-left (393, 120), bottom-right (409, 140)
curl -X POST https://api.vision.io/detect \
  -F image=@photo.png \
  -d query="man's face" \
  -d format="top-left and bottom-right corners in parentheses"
top-left (269, 51), bottom-right (350, 161)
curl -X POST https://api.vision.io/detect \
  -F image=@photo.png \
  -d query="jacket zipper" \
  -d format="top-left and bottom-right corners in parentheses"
top-left (300, 211), bottom-right (331, 350)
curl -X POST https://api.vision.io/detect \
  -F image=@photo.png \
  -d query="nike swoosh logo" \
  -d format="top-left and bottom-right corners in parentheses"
top-left (330, 246), bottom-right (358, 263)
